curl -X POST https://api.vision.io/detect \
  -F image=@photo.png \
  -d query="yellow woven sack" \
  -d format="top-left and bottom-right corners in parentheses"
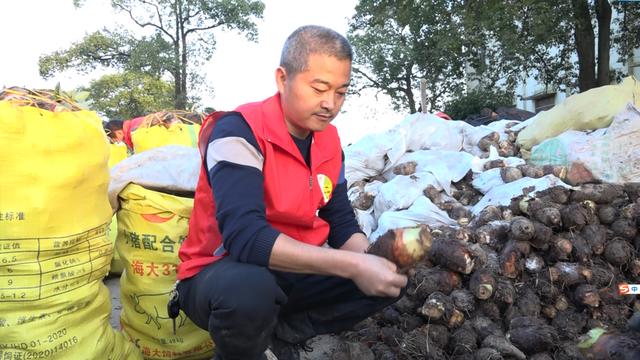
top-left (109, 142), bottom-right (128, 274)
top-left (131, 123), bottom-right (200, 154)
top-left (517, 76), bottom-right (640, 150)
top-left (116, 184), bottom-right (214, 360)
top-left (0, 100), bottom-right (142, 359)
top-left (109, 142), bottom-right (129, 168)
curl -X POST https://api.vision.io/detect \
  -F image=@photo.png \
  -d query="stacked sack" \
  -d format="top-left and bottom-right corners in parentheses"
top-left (0, 87), bottom-right (142, 359)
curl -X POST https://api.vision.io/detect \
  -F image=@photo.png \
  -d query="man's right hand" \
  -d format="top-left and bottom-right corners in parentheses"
top-left (349, 253), bottom-right (408, 298)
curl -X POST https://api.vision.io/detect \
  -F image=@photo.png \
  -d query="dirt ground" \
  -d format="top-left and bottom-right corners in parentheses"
top-left (103, 275), bottom-right (342, 359)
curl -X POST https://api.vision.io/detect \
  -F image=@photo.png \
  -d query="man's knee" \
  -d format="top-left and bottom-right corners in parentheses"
top-left (208, 265), bottom-right (285, 330)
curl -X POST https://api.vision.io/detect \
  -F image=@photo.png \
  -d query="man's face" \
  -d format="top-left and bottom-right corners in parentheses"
top-left (276, 53), bottom-right (351, 138)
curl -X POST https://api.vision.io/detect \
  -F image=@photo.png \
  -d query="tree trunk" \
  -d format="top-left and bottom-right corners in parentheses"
top-left (571, 0), bottom-right (597, 92)
top-left (173, 0), bottom-right (183, 109)
top-left (595, 0), bottom-right (612, 87)
top-left (174, 0), bottom-right (187, 110)
top-left (403, 67), bottom-right (416, 113)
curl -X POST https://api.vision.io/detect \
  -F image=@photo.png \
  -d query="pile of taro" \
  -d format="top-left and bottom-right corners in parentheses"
top-left (336, 177), bottom-right (640, 359)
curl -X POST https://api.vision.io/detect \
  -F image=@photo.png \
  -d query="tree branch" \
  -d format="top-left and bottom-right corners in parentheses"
top-left (114, 2), bottom-right (176, 43)
top-left (184, 21), bottom-right (224, 36)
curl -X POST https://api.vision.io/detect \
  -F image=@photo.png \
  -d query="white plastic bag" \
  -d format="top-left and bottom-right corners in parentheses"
top-left (344, 130), bottom-right (406, 185)
top-left (471, 168), bottom-right (504, 194)
top-left (471, 175), bottom-right (572, 215)
top-left (371, 196), bottom-right (457, 240)
top-left (372, 173), bottom-right (440, 220)
top-left (109, 145), bottom-right (200, 211)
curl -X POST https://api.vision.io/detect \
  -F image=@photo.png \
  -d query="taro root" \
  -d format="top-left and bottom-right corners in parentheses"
top-left (498, 140), bottom-right (516, 157)
top-left (448, 323), bottom-right (478, 356)
top-left (380, 306), bottom-right (401, 324)
top-left (581, 224), bottom-right (607, 255)
top-left (470, 269), bottom-right (497, 300)
top-left (393, 160), bottom-right (417, 175)
top-left (368, 225), bottom-right (432, 269)
top-left (478, 301), bottom-right (501, 322)
top-left (574, 284), bottom-right (600, 308)
top-left (423, 324), bottom-right (451, 349)
top-left (393, 295), bottom-right (417, 314)
top-left (419, 292), bottom-right (454, 322)
top-left (424, 184), bottom-right (443, 204)
top-left (555, 295), bottom-right (570, 311)
top-left (509, 217), bottom-right (535, 242)
top-left (445, 203), bottom-right (472, 224)
top-left (475, 205), bottom-right (503, 227)
top-left (542, 305), bottom-right (557, 319)
top-left (500, 241), bottom-right (522, 278)
top-left (549, 262), bottom-right (592, 286)
top-left (518, 164), bottom-right (544, 178)
top-left (567, 232), bottom-right (591, 263)
top-left (507, 316), bottom-right (558, 354)
top-left (570, 183), bottom-right (625, 204)
top-left (398, 313), bottom-right (425, 333)
top-left (604, 238), bottom-right (634, 266)
top-left (428, 239), bottom-right (475, 274)
top-left (478, 132), bottom-right (500, 151)
top-left (552, 308), bottom-right (588, 340)
top-left (515, 287), bottom-right (541, 317)
top-left (451, 289), bottom-right (476, 313)
top-left (532, 207), bottom-right (562, 229)
top-left (621, 202), bottom-right (639, 219)
top-left (369, 343), bottom-right (399, 360)
top-left (597, 205), bottom-right (618, 224)
top-left (548, 235), bottom-right (573, 262)
top-left (481, 334), bottom-right (526, 359)
top-left (484, 159), bottom-right (506, 170)
top-left (530, 221), bottom-right (553, 250)
top-left (542, 165), bottom-right (567, 179)
top-left (474, 348), bottom-right (503, 360)
top-left (560, 203), bottom-right (597, 231)
top-left (535, 186), bottom-right (571, 204)
top-left (351, 191), bottom-right (374, 210)
top-left (468, 244), bottom-right (500, 274)
top-left (379, 326), bottom-right (403, 347)
top-left (500, 167), bottom-right (523, 183)
top-left (611, 218), bottom-right (638, 240)
top-left (524, 253), bottom-right (545, 273)
top-left (411, 265), bottom-right (461, 299)
top-left (530, 353), bottom-right (554, 360)
top-left (399, 327), bottom-right (447, 360)
top-left (471, 316), bottom-right (504, 341)
top-left (577, 327), bottom-right (640, 360)
top-left (474, 221), bottom-right (510, 247)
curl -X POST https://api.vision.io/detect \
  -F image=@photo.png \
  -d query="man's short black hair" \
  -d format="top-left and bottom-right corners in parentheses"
top-left (280, 25), bottom-right (353, 78)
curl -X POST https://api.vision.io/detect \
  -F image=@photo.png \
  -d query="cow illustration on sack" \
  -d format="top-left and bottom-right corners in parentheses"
top-left (130, 291), bottom-right (187, 330)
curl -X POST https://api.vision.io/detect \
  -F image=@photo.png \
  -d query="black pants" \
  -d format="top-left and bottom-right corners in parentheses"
top-left (177, 257), bottom-right (402, 360)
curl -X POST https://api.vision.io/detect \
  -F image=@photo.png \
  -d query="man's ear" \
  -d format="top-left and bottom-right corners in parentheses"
top-left (275, 66), bottom-right (287, 94)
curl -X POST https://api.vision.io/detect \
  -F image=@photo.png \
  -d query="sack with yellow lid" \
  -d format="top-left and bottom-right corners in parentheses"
top-left (131, 111), bottom-right (201, 154)
top-left (517, 76), bottom-right (640, 150)
top-left (117, 183), bottom-right (213, 360)
top-left (0, 88), bottom-right (142, 360)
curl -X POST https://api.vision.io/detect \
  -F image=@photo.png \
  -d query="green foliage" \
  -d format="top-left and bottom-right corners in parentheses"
top-left (348, 0), bottom-right (639, 112)
top-left (41, 0), bottom-right (264, 109)
top-left (443, 88), bottom-right (514, 121)
top-left (81, 72), bottom-right (174, 119)
top-left (348, 0), bottom-right (466, 114)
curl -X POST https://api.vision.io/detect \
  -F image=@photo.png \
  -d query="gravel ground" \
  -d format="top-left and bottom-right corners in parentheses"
top-left (103, 275), bottom-right (340, 359)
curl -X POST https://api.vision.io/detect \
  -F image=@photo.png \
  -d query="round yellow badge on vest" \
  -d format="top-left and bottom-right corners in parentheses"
top-left (317, 174), bottom-right (333, 203)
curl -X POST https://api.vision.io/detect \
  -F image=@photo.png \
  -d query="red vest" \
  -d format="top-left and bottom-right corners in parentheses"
top-left (177, 94), bottom-right (343, 280)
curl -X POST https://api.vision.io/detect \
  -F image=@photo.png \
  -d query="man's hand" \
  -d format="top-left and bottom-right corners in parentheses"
top-left (349, 253), bottom-right (408, 297)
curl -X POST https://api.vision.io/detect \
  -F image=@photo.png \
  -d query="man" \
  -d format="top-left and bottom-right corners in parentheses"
top-left (175, 25), bottom-right (407, 360)
top-left (104, 120), bottom-right (125, 143)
